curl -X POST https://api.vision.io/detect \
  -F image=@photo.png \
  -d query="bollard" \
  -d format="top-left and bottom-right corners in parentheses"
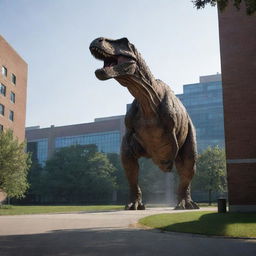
top-left (218, 198), bottom-right (227, 213)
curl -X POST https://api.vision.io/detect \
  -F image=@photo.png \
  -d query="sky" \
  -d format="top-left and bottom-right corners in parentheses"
top-left (0, 0), bottom-right (221, 128)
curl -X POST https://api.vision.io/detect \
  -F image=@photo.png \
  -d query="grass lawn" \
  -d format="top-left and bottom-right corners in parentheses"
top-left (139, 211), bottom-right (256, 238)
top-left (0, 205), bottom-right (124, 215)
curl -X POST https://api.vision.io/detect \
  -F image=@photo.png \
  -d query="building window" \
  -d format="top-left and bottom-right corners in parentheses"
top-left (27, 139), bottom-right (48, 166)
top-left (11, 73), bottom-right (16, 85)
top-left (0, 83), bottom-right (6, 96)
top-left (2, 66), bottom-right (7, 77)
top-left (207, 84), bottom-right (219, 91)
top-left (0, 124), bottom-right (3, 132)
top-left (9, 110), bottom-right (14, 121)
top-left (0, 104), bottom-right (4, 116)
top-left (55, 131), bottom-right (121, 154)
top-left (10, 91), bottom-right (15, 103)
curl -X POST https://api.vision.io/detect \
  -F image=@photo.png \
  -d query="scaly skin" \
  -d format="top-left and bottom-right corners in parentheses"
top-left (90, 37), bottom-right (199, 210)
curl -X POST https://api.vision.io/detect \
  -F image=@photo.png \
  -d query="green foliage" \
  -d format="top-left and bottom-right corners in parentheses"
top-left (193, 146), bottom-right (227, 193)
top-left (26, 158), bottom-right (43, 201)
top-left (40, 144), bottom-right (116, 203)
top-left (0, 130), bottom-right (31, 198)
top-left (107, 153), bottom-right (129, 202)
top-left (192, 0), bottom-right (256, 15)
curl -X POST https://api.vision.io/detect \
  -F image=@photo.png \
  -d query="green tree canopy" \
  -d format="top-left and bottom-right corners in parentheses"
top-left (0, 130), bottom-right (31, 198)
top-left (192, 146), bottom-right (227, 199)
top-left (41, 144), bottom-right (116, 203)
top-left (192, 0), bottom-right (256, 15)
top-left (107, 153), bottom-right (129, 203)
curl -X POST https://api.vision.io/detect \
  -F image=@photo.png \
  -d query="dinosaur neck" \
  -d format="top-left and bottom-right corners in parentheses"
top-left (116, 55), bottom-right (162, 117)
top-left (116, 75), bottom-right (162, 117)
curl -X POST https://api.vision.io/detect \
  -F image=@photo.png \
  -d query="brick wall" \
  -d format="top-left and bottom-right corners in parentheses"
top-left (0, 35), bottom-right (28, 142)
top-left (218, 4), bottom-right (256, 211)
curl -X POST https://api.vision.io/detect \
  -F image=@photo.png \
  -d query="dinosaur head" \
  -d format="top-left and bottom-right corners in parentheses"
top-left (89, 37), bottom-right (137, 81)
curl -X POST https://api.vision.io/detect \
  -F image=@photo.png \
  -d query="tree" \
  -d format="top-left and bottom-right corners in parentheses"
top-left (41, 144), bottom-right (116, 203)
top-left (192, 0), bottom-right (256, 15)
top-left (0, 130), bottom-right (31, 199)
top-left (107, 153), bottom-right (129, 203)
top-left (24, 157), bottom-right (43, 203)
top-left (192, 146), bottom-right (227, 204)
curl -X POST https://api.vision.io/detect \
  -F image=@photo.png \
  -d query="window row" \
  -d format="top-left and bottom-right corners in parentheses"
top-left (0, 104), bottom-right (14, 121)
top-left (1, 66), bottom-right (16, 85)
top-left (55, 131), bottom-right (121, 153)
top-left (27, 139), bottom-right (48, 166)
top-left (0, 83), bottom-right (16, 103)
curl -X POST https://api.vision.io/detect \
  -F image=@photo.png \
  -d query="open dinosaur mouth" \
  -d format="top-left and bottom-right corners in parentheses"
top-left (90, 46), bottom-right (136, 80)
top-left (90, 46), bottom-right (131, 68)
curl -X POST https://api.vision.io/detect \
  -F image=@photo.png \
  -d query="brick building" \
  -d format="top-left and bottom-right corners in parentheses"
top-left (0, 35), bottom-right (28, 142)
top-left (218, 4), bottom-right (256, 212)
top-left (0, 35), bottom-right (28, 203)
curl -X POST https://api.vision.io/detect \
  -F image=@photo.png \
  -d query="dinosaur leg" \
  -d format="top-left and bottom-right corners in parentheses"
top-left (174, 137), bottom-right (199, 209)
top-left (121, 136), bottom-right (145, 210)
top-left (174, 162), bottom-right (199, 210)
top-left (122, 153), bottom-right (145, 210)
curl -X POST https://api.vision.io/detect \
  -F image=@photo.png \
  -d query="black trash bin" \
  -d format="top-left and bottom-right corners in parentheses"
top-left (218, 198), bottom-right (227, 213)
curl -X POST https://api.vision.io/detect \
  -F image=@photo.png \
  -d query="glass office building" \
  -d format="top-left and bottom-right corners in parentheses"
top-left (26, 116), bottom-right (125, 166)
top-left (55, 131), bottom-right (121, 153)
top-left (27, 138), bottom-right (48, 166)
top-left (177, 74), bottom-right (225, 151)
top-left (26, 74), bottom-right (225, 165)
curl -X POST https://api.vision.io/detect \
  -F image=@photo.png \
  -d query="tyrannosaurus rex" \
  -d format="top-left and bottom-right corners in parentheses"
top-left (89, 37), bottom-right (199, 210)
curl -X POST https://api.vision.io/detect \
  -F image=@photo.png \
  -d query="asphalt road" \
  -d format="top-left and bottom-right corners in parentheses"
top-left (0, 207), bottom-right (255, 256)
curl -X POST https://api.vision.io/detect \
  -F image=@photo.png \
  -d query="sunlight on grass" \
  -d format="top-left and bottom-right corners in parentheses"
top-left (0, 205), bottom-right (123, 215)
top-left (139, 211), bottom-right (256, 238)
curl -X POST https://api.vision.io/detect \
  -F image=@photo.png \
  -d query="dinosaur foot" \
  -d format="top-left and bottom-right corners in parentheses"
top-left (174, 199), bottom-right (200, 210)
top-left (125, 202), bottom-right (146, 210)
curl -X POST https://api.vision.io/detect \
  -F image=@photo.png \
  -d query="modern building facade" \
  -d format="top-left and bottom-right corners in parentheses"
top-left (26, 116), bottom-right (125, 166)
top-left (26, 74), bottom-right (225, 167)
top-left (218, 4), bottom-right (256, 212)
top-left (26, 75), bottom-right (225, 204)
top-left (177, 74), bottom-right (224, 152)
top-left (0, 35), bottom-right (28, 141)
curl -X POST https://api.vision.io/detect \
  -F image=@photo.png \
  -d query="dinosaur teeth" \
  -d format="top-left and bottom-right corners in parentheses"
top-left (90, 46), bottom-right (114, 62)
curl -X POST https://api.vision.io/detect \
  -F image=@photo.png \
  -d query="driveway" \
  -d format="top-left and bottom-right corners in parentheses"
top-left (0, 207), bottom-right (255, 256)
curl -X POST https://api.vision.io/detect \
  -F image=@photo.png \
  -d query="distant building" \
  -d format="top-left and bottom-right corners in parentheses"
top-left (0, 35), bottom-right (28, 141)
top-left (26, 116), bottom-right (125, 166)
top-left (177, 74), bottom-right (224, 151)
top-left (26, 74), bottom-right (225, 165)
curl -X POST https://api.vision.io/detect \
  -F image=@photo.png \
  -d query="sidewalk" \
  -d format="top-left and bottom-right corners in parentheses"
top-left (0, 207), bottom-right (255, 256)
